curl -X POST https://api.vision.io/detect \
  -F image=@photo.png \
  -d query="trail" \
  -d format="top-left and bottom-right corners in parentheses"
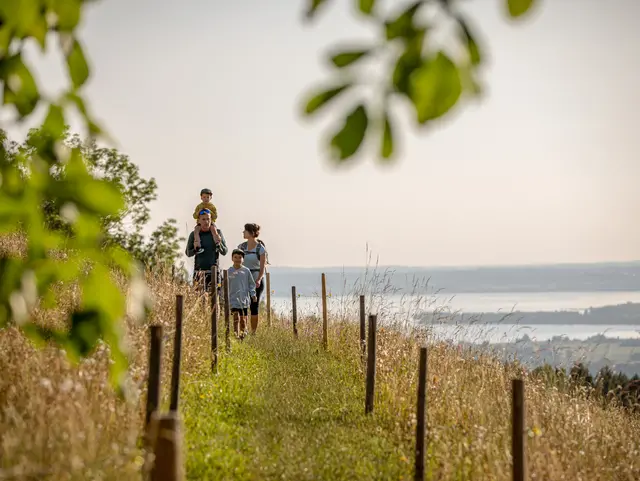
top-left (180, 325), bottom-right (414, 481)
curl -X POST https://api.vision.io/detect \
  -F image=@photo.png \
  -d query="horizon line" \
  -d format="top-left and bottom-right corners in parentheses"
top-left (267, 260), bottom-right (640, 270)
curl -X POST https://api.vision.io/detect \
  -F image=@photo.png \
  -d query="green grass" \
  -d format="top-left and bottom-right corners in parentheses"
top-left (181, 325), bottom-right (415, 481)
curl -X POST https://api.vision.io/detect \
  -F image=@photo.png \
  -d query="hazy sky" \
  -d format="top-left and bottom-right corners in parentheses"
top-left (7, 0), bottom-right (640, 269)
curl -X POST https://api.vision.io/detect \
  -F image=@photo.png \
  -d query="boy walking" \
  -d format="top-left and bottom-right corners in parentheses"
top-left (228, 249), bottom-right (257, 339)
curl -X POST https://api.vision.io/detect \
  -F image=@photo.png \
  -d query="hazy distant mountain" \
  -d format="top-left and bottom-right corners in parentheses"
top-left (265, 261), bottom-right (640, 297)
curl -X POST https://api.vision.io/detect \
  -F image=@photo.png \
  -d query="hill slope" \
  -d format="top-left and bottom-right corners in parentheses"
top-left (1, 252), bottom-right (639, 480)
top-left (180, 318), bottom-right (640, 480)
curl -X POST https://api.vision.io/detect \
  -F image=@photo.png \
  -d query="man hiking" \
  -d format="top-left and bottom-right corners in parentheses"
top-left (185, 208), bottom-right (228, 294)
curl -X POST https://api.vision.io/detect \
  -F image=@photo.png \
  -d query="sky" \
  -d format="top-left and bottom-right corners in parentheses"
top-left (6, 0), bottom-right (640, 269)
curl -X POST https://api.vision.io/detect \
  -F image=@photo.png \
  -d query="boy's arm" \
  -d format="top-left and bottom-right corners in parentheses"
top-left (185, 232), bottom-right (195, 257)
top-left (193, 202), bottom-right (203, 220)
top-left (247, 269), bottom-right (256, 298)
top-left (208, 203), bottom-right (218, 221)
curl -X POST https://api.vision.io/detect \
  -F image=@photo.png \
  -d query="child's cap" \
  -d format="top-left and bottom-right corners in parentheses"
top-left (231, 249), bottom-right (245, 258)
top-left (200, 188), bottom-right (212, 195)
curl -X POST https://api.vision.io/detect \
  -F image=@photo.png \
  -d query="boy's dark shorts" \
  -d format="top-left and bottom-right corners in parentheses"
top-left (231, 307), bottom-right (248, 316)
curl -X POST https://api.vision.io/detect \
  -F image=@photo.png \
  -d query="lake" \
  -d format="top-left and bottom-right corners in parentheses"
top-left (267, 291), bottom-right (640, 343)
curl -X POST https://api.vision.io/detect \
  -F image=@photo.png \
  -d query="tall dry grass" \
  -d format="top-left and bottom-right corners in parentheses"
top-left (1, 233), bottom-right (640, 480)
top-left (0, 235), bottom-right (214, 480)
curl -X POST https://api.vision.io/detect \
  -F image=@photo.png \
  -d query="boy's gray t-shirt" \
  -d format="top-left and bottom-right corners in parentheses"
top-left (227, 265), bottom-right (257, 309)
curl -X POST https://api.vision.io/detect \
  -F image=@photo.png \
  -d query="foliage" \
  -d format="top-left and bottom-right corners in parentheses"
top-left (6, 128), bottom-right (184, 269)
top-left (0, 0), bottom-right (540, 384)
top-left (301, 0), bottom-right (539, 163)
top-left (533, 362), bottom-right (640, 412)
top-left (0, 0), bottom-right (146, 390)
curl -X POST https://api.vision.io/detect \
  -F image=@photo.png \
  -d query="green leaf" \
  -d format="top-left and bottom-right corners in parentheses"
top-left (305, 0), bottom-right (329, 20)
top-left (457, 17), bottom-right (481, 66)
top-left (66, 39), bottom-right (90, 89)
top-left (507, 0), bottom-right (536, 18)
top-left (409, 52), bottom-right (462, 124)
top-left (359, 0), bottom-right (376, 15)
top-left (459, 64), bottom-right (483, 96)
top-left (329, 104), bottom-right (368, 160)
top-left (381, 112), bottom-right (393, 159)
top-left (330, 49), bottom-right (370, 68)
top-left (1, 55), bottom-right (40, 117)
top-left (0, 25), bottom-right (12, 56)
top-left (65, 91), bottom-right (104, 137)
top-left (67, 309), bottom-right (103, 358)
top-left (27, 15), bottom-right (48, 49)
top-left (8, 0), bottom-right (39, 37)
top-left (43, 104), bottom-right (65, 138)
top-left (53, 0), bottom-right (82, 31)
top-left (392, 28), bottom-right (425, 95)
top-left (385, 1), bottom-right (423, 40)
top-left (65, 91), bottom-right (87, 115)
top-left (303, 83), bottom-right (352, 115)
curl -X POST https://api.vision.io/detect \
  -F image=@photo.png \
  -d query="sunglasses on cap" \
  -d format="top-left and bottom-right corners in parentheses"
top-left (199, 209), bottom-right (212, 216)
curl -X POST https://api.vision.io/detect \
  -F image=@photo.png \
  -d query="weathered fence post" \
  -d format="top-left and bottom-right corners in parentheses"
top-left (321, 273), bottom-right (328, 350)
top-left (145, 325), bottom-right (163, 430)
top-left (292, 286), bottom-right (298, 338)
top-left (201, 272), bottom-right (207, 310)
top-left (512, 378), bottom-right (526, 481)
top-left (148, 411), bottom-right (184, 481)
top-left (365, 314), bottom-right (377, 414)
top-left (414, 347), bottom-right (427, 481)
top-left (224, 269), bottom-right (231, 351)
top-left (266, 272), bottom-right (272, 327)
top-left (211, 266), bottom-right (218, 374)
top-left (169, 295), bottom-right (183, 412)
top-left (359, 295), bottom-right (366, 361)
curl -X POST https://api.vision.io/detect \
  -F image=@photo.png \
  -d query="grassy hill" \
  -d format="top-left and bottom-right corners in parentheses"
top-left (1, 237), bottom-right (639, 480)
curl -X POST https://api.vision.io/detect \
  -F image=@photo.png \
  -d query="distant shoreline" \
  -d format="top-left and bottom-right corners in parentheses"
top-left (417, 302), bottom-right (640, 326)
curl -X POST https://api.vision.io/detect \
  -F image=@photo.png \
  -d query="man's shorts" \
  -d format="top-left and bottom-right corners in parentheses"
top-left (231, 307), bottom-right (248, 316)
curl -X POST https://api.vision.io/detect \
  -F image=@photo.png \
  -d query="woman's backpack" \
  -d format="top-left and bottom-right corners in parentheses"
top-left (240, 240), bottom-right (270, 265)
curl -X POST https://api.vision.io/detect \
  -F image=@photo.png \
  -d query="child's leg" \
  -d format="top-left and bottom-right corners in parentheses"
top-left (239, 311), bottom-right (247, 337)
top-left (194, 224), bottom-right (201, 248)
top-left (233, 311), bottom-right (240, 337)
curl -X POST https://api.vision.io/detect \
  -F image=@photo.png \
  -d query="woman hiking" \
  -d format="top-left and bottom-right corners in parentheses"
top-left (238, 223), bottom-right (267, 333)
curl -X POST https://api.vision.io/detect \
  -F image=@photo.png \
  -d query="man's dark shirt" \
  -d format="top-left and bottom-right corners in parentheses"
top-left (185, 228), bottom-right (228, 271)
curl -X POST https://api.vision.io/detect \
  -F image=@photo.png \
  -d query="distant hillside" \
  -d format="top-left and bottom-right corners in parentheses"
top-left (266, 262), bottom-right (640, 296)
top-left (417, 302), bottom-right (640, 325)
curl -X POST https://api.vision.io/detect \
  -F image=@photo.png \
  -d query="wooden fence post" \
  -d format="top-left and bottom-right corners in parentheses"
top-left (365, 314), bottom-right (377, 414)
top-left (201, 272), bottom-right (206, 310)
top-left (292, 286), bottom-right (298, 338)
top-left (359, 295), bottom-right (366, 361)
top-left (512, 378), bottom-right (526, 481)
top-left (211, 266), bottom-right (218, 374)
top-left (225, 269), bottom-right (232, 344)
top-left (414, 347), bottom-right (427, 481)
top-left (148, 411), bottom-right (184, 481)
top-left (321, 273), bottom-right (328, 350)
top-left (169, 295), bottom-right (183, 412)
top-left (266, 272), bottom-right (272, 327)
top-left (145, 325), bottom-right (163, 430)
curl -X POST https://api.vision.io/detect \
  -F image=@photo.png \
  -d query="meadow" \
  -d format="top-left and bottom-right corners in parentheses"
top-left (1, 233), bottom-right (640, 480)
